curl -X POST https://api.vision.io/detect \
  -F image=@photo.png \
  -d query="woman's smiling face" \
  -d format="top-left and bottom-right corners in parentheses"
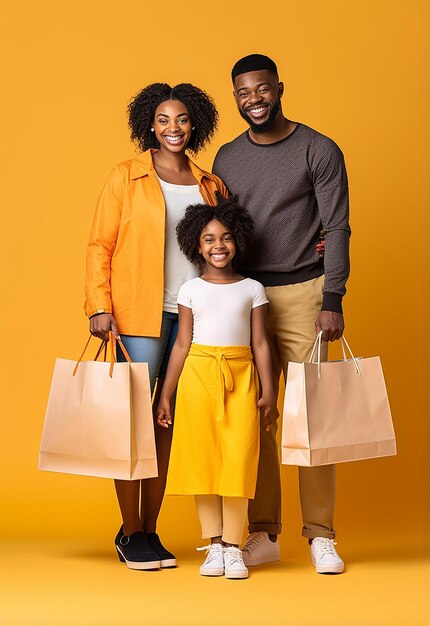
top-left (152, 99), bottom-right (193, 153)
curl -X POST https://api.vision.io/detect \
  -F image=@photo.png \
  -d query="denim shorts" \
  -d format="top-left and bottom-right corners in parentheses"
top-left (117, 311), bottom-right (179, 394)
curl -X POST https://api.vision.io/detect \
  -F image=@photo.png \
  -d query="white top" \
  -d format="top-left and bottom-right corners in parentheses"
top-left (177, 277), bottom-right (269, 346)
top-left (160, 178), bottom-right (203, 313)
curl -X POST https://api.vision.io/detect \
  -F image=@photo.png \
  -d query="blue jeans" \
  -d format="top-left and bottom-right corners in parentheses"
top-left (117, 311), bottom-right (179, 394)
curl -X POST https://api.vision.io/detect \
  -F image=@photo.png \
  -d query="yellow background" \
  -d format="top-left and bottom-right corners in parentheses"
top-left (0, 0), bottom-right (427, 625)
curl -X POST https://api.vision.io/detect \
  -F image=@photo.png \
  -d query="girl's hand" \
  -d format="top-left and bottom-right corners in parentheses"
top-left (90, 313), bottom-right (119, 342)
top-left (258, 395), bottom-right (279, 432)
top-left (316, 240), bottom-right (325, 258)
top-left (157, 398), bottom-right (172, 429)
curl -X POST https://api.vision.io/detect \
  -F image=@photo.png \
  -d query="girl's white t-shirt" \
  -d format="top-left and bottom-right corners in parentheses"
top-left (177, 277), bottom-right (269, 346)
top-left (160, 178), bottom-right (203, 313)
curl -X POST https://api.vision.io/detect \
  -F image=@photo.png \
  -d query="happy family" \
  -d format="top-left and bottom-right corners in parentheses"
top-left (85, 53), bottom-right (351, 579)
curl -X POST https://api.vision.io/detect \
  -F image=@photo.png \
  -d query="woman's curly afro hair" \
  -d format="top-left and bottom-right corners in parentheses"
top-left (127, 83), bottom-right (218, 155)
top-left (176, 194), bottom-right (254, 267)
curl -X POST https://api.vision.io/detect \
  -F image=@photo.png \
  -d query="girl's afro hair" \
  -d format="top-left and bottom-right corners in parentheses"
top-left (127, 83), bottom-right (218, 155)
top-left (176, 193), bottom-right (254, 266)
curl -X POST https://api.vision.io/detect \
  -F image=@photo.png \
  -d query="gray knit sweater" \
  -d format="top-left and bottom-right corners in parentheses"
top-left (212, 123), bottom-right (351, 312)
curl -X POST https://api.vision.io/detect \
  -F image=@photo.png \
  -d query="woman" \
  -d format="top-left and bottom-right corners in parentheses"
top-left (85, 82), bottom-right (227, 570)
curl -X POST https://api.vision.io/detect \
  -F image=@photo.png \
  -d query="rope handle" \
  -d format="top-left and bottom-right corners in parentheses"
top-left (72, 332), bottom-right (132, 377)
top-left (309, 331), bottom-right (361, 378)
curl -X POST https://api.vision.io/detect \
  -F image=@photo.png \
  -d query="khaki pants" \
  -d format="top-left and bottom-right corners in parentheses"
top-left (248, 275), bottom-right (336, 540)
top-left (195, 495), bottom-right (248, 545)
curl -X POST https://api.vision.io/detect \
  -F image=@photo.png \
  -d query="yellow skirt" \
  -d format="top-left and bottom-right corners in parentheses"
top-left (166, 344), bottom-right (260, 499)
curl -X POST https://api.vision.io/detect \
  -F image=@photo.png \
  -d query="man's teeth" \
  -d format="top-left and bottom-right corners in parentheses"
top-left (249, 106), bottom-right (266, 113)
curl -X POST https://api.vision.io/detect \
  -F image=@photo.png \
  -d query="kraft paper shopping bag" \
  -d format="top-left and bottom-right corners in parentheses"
top-left (39, 333), bottom-right (158, 480)
top-left (282, 333), bottom-right (396, 466)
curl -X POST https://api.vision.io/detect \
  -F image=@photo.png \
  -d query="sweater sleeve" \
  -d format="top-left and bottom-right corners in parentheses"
top-left (213, 171), bottom-right (229, 199)
top-left (84, 164), bottom-right (126, 317)
top-left (212, 147), bottom-right (223, 178)
top-left (309, 136), bottom-right (351, 312)
top-left (212, 147), bottom-right (231, 195)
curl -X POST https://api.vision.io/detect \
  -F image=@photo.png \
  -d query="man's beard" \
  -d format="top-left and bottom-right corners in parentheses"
top-left (239, 99), bottom-right (281, 134)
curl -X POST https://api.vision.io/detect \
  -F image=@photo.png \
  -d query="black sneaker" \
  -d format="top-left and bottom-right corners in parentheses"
top-left (146, 532), bottom-right (177, 568)
top-left (114, 527), bottom-right (160, 570)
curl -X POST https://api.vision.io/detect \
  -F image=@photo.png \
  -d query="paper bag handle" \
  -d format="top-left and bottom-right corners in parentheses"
top-left (108, 332), bottom-right (132, 377)
top-left (309, 331), bottom-right (361, 378)
top-left (73, 332), bottom-right (132, 377)
top-left (94, 340), bottom-right (108, 362)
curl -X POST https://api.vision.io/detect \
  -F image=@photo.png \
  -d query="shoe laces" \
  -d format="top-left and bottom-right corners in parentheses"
top-left (196, 543), bottom-right (224, 563)
top-left (242, 532), bottom-right (266, 552)
top-left (224, 546), bottom-right (244, 566)
top-left (312, 537), bottom-right (339, 557)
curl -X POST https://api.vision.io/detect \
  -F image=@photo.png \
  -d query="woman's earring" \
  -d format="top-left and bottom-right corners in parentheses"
top-left (192, 127), bottom-right (195, 130)
top-left (150, 128), bottom-right (155, 132)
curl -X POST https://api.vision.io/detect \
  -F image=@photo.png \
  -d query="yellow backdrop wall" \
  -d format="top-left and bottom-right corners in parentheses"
top-left (0, 0), bottom-right (426, 550)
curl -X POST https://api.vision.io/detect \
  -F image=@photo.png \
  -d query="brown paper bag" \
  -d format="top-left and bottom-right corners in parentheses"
top-left (39, 333), bottom-right (158, 480)
top-left (282, 333), bottom-right (397, 466)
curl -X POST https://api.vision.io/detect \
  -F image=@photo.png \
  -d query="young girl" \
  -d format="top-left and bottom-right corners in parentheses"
top-left (157, 196), bottom-right (278, 579)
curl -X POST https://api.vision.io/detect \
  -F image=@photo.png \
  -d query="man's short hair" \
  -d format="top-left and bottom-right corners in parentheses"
top-left (231, 54), bottom-right (278, 83)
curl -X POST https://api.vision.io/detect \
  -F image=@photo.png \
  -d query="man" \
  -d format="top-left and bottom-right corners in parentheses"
top-left (213, 54), bottom-right (350, 574)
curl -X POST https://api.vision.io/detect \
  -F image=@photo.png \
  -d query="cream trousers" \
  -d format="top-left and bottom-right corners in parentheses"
top-left (195, 495), bottom-right (248, 546)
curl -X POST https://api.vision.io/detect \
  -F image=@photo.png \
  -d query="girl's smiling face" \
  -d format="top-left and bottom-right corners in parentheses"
top-left (153, 99), bottom-right (193, 153)
top-left (198, 219), bottom-right (236, 269)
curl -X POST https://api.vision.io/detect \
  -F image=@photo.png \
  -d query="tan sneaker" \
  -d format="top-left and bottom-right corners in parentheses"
top-left (241, 532), bottom-right (280, 566)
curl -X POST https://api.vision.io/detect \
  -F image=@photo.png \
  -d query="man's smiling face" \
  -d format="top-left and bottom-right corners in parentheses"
top-left (233, 69), bottom-right (284, 134)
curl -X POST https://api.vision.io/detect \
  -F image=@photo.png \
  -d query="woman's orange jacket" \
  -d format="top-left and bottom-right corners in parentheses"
top-left (85, 149), bottom-right (228, 337)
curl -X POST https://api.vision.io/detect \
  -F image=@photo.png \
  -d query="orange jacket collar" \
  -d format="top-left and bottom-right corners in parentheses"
top-left (130, 149), bottom-right (214, 184)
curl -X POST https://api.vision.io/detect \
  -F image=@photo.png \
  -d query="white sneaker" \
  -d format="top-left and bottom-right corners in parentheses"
top-left (241, 532), bottom-right (280, 567)
top-left (197, 543), bottom-right (224, 576)
top-left (310, 537), bottom-right (344, 574)
top-left (224, 546), bottom-right (248, 579)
